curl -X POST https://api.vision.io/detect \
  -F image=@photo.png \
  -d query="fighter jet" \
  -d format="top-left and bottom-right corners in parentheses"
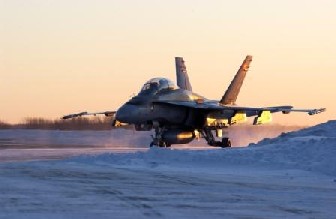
top-left (62, 56), bottom-right (325, 147)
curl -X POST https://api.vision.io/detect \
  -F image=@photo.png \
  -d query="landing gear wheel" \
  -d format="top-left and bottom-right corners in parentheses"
top-left (150, 127), bottom-right (172, 148)
top-left (159, 141), bottom-right (171, 148)
top-left (221, 137), bottom-right (232, 148)
top-left (149, 141), bottom-right (170, 148)
top-left (149, 141), bottom-right (162, 147)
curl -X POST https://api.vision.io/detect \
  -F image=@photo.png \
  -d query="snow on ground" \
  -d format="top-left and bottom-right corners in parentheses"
top-left (0, 124), bottom-right (302, 148)
top-left (0, 128), bottom-right (151, 148)
top-left (0, 121), bottom-right (335, 218)
top-left (0, 124), bottom-right (302, 162)
top-left (0, 129), bottom-right (149, 162)
top-left (70, 120), bottom-right (336, 176)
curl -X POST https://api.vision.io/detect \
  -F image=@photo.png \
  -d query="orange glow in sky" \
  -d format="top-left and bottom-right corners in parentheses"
top-left (0, 0), bottom-right (335, 125)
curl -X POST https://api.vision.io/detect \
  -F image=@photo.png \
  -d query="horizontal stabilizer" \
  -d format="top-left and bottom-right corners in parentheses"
top-left (220, 55), bottom-right (252, 105)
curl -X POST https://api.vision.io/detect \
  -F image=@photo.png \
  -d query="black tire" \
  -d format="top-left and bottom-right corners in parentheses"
top-left (221, 138), bottom-right (232, 148)
top-left (150, 141), bottom-right (171, 148)
top-left (161, 142), bottom-right (171, 148)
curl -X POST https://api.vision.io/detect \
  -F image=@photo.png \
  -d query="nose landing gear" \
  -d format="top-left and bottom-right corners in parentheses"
top-left (150, 127), bottom-right (171, 148)
top-left (149, 141), bottom-right (171, 148)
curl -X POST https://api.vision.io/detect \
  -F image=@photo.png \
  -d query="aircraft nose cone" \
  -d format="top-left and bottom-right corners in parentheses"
top-left (115, 105), bottom-right (126, 122)
top-left (116, 104), bottom-right (134, 123)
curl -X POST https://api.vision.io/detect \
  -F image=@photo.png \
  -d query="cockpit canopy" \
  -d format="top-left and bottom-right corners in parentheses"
top-left (139, 78), bottom-right (177, 95)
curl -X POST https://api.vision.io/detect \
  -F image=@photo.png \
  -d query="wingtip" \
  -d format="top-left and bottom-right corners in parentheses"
top-left (61, 111), bottom-right (88, 120)
top-left (308, 108), bottom-right (326, 115)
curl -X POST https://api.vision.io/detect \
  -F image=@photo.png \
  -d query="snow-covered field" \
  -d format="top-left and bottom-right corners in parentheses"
top-left (0, 122), bottom-right (335, 218)
top-left (0, 125), bottom-right (301, 162)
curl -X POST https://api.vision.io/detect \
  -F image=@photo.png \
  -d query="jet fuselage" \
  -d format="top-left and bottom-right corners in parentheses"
top-left (115, 87), bottom-right (208, 129)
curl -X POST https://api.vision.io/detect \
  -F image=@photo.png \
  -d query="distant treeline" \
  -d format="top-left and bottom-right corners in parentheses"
top-left (0, 117), bottom-right (132, 130)
top-left (0, 120), bottom-right (11, 129)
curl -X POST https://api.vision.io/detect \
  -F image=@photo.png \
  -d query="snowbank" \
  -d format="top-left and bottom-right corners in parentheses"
top-left (72, 120), bottom-right (336, 176)
top-left (1, 121), bottom-right (335, 175)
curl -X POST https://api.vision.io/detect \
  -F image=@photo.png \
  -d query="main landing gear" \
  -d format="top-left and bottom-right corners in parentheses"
top-left (221, 137), bottom-right (232, 148)
top-left (149, 126), bottom-right (231, 148)
top-left (201, 128), bottom-right (231, 148)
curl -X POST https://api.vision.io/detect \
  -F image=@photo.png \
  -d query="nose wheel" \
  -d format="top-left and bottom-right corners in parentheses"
top-left (150, 127), bottom-right (171, 148)
top-left (150, 141), bottom-right (171, 148)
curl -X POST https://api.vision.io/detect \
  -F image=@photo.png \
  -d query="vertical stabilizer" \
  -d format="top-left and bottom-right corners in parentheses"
top-left (220, 55), bottom-right (252, 105)
top-left (175, 57), bottom-right (192, 91)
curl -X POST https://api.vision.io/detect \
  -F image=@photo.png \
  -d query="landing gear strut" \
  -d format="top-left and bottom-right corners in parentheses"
top-left (201, 128), bottom-right (231, 148)
top-left (150, 127), bottom-right (171, 148)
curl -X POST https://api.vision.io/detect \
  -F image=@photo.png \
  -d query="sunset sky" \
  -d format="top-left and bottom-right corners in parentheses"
top-left (1, 0), bottom-right (335, 125)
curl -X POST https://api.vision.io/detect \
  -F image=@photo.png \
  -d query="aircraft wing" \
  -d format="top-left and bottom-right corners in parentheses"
top-left (217, 105), bottom-right (326, 116)
top-left (62, 111), bottom-right (116, 120)
top-left (153, 100), bottom-right (325, 116)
